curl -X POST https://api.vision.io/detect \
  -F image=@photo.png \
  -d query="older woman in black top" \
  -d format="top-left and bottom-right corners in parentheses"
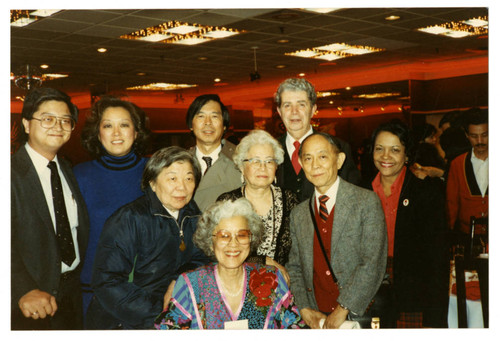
top-left (217, 129), bottom-right (299, 283)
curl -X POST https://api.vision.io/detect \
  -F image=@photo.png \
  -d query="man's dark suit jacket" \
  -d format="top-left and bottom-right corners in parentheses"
top-left (276, 133), bottom-right (361, 202)
top-left (11, 145), bottom-right (89, 328)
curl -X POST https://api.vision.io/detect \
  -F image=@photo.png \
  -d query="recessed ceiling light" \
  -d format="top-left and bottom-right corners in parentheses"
top-left (171, 36), bottom-right (212, 45)
top-left (385, 15), bottom-right (400, 21)
top-left (40, 64), bottom-right (49, 69)
top-left (277, 39), bottom-right (289, 44)
top-left (275, 64), bottom-right (287, 69)
top-left (136, 72), bottom-right (146, 76)
top-left (138, 33), bottom-right (172, 42)
top-left (31, 9), bottom-right (61, 17)
top-left (166, 24), bottom-right (200, 35)
top-left (10, 17), bottom-right (36, 27)
top-left (198, 56), bottom-right (208, 61)
top-left (302, 8), bottom-right (341, 14)
top-left (203, 30), bottom-right (239, 39)
top-left (298, 73), bottom-right (306, 77)
top-left (127, 82), bottom-right (197, 91)
top-left (214, 78), bottom-right (221, 82)
top-left (345, 86), bottom-right (351, 90)
top-left (97, 48), bottom-right (107, 53)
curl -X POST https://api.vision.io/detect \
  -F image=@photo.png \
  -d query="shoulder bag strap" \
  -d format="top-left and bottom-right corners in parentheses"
top-left (308, 196), bottom-right (338, 284)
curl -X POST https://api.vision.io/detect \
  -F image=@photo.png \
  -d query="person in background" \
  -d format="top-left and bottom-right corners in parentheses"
top-left (155, 198), bottom-right (307, 329)
top-left (410, 123), bottom-right (446, 180)
top-left (371, 120), bottom-right (449, 328)
top-left (86, 146), bottom-right (210, 329)
top-left (73, 96), bottom-right (151, 319)
top-left (185, 94), bottom-right (242, 212)
top-left (274, 78), bottom-right (361, 202)
top-left (217, 129), bottom-right (299, 282)
top-left (11, 87), bottom-right (89, 329)
top-left (286, 132), bottom-right (387, 329)
top-left (446, 108), bottom-right (488, 235)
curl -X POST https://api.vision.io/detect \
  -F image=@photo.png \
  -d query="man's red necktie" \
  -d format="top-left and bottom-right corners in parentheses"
top-left (291, 140), bottom-right (301, 174)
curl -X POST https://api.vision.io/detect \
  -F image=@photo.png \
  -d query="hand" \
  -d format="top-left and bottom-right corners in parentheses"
top-left (323, 304), bottom-right (349, 329)
top-left (265, 257), bottom-right (290, 286)
top-left (18, 289), bottom-right (57, 319)
top-left (300, 308), bottom-right (327, 329)
top-left (163, 280), bottom-right (176, 310)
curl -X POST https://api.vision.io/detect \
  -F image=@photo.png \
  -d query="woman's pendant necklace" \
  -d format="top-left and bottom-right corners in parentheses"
top-left (179, 230), bottom-right (186, 251)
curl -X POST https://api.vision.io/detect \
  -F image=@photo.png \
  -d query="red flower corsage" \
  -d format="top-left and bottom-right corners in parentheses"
top-left (249, 267), bottom-right (278, 307)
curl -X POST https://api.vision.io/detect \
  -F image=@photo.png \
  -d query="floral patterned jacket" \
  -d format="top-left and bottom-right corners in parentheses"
top-left (154, 263), bottom-right (307, 329)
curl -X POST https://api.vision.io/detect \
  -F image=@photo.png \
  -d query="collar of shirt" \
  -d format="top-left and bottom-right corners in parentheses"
top-left (372, 165), bottom-right (407, 201)
top-left (196, 144), bottom-right (222, 173)
top-left (285, 126), bottom-right (313, 159)
top-left (314, 176), bottom-right (340, 214)
top-left (25, 142), bottom-right (60, 175)
top-left (164, 205), bottom-right (179, 220)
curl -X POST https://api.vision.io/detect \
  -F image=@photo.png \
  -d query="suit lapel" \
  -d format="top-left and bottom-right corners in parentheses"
top-left (330, 178), bottom-right (350, 259)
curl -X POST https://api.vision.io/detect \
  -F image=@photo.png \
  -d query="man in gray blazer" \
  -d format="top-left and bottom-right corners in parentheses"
top-left (11, 87), bottom-right (89, 329)
top-left (286, 132), bottom-right (387, 329)
top-left (185, 94), bottom-right (242, 212)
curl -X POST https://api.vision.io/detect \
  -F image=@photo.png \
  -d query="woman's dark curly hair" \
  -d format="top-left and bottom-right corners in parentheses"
top-left (370, 119), bottom-right (415, 164)
top-left (81, 96), bottom-right (151, 157)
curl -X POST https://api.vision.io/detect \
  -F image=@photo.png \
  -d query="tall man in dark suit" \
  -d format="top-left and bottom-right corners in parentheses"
top-left (11, 87), bottom-right (89, 330)
top-left (274, 78), bottom-right (361, 202)
top-left (286, 132), bottom-right (387, 329)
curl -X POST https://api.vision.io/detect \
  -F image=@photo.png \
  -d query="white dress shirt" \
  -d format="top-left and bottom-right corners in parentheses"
top-left (285, 126), bottom-right (314, 160)
top-left (25, 143), bottom-right (80, 273)
top-left (471, 148), bottom-right (488, 197)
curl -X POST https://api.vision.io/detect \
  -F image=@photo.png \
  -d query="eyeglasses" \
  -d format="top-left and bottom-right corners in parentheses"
top-left (213, 229), bottom-right (252, 245)
top-left (243, 158), bottom-right (277, 169)
top-left (31, 115), bottom-right (75, 132)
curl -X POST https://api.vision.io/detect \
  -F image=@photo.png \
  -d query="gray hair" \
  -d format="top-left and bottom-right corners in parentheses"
top-left (232, 129), bottom-right (284, 171)
top-left (193, 198), bottom-right (264, 258)
top-left (141, 146), bottom-right (201, 191)
top-left (274, 78), bottom-right (317, 107)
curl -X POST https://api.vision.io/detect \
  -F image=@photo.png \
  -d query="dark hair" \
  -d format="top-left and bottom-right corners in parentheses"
top-left (80, 96), bottom-right (151, 157)
top-left (411, 123), bottom-right (437, 144)
top-left (439, 110), bottom-right (461, 129)
top-left (439, 126), bottom-right (471, 162)
top-left (274, 78), bottom-right (317, 107)
top-left (370, 119), bottom-right (414, 163)
top-left (464, 108), bottom-right (488, 134)
top-left (185, 94), bottom-right (230, 130)
top-left (299, 132), bottom-right (342, 158)
top-left (141, 146), bottom-right (201, 191)
top-left (20, 87), bottom-right (78, 142)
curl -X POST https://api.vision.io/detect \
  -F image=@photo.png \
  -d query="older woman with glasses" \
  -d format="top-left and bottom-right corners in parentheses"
top-left (155, 198), bottom-right (306, 329)
top-left (217, 130), bottom-right (299, 283)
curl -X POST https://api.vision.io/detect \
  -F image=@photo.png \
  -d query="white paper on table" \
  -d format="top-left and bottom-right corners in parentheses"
top-left (224, 319), bottom-right (249, 329)
top-left (319, 319), bottom-right (361, 329)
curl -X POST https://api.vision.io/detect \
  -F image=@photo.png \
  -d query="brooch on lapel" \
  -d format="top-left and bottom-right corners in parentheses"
top-left (403, 199), bottom-right (409, 206)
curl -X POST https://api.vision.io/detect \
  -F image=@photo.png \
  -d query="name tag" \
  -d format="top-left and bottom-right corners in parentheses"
top-left (224, 319), bottom-right (249, 329)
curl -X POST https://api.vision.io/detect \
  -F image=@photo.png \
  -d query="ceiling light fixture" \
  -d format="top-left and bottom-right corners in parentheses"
top-left (417, 16), bottom-right (488, 38)
top-left (302, 8), bottom-right (342, 14)
top-left (40, 64), bottom-right (49, 69)
top-left (275, 64), bottom-right (287, 69)
top-left (97, 48), bottom-right (107, 53)
top-left (214, 78), bottom-right (221, 82)
top-left (298, 73), bottom-right (306, 77)
top-left (126, 82), bottom-right (197, 91)
top-left (286, 42), bottom-right (384, 61)
top-left (121, 20), bottom-right (244, 46)
top-left (10, 9), bottom-right (60, 27)
top-left (385, 15), bottom-right (400, 21)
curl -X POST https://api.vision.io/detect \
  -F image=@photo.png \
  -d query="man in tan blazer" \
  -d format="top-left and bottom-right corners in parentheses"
top-left (185, 94), bottom-right (242, 212)
top-left (286, 132), bottom-right (387, 329)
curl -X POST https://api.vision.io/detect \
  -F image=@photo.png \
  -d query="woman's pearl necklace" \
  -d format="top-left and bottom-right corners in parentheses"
top-left (218, 267), bottom-right (245, 298)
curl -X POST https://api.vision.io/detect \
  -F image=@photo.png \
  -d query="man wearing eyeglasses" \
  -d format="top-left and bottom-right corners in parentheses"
top-left (11, 87), bottom-right (89, 330)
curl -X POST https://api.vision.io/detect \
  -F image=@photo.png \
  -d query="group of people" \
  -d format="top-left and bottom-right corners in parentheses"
top-left (11, 77), bottom-right (488, 330)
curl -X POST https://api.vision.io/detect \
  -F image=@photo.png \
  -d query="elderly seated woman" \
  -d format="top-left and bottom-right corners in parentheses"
top-left (154, 198), bottom-right (307, 329)
top-left (217, 129), bottom-right (299, 283)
